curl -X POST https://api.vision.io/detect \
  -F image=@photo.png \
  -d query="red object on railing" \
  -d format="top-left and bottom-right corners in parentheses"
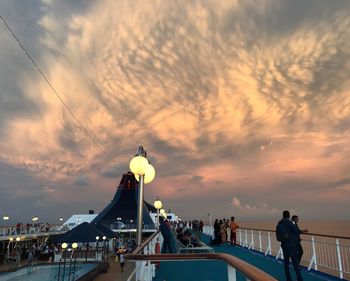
top-left (154, 240), bottom-right (161, 268)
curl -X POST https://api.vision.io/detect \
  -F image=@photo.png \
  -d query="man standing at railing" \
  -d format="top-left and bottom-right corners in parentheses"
top-left (277, 210), bottom-right (304, 281)
top-left (159, 216), bottom-right (176, 253)
top-left (291, 215), bottom-right (308, 264)
top-left (230, 217), bottom-right (239, 246)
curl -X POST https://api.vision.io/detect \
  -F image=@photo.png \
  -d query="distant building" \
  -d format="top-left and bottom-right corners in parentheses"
top-left (62, 214), bottom-right (98, 230)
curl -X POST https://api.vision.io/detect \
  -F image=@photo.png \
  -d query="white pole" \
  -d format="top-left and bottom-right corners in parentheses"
top-left (157, 209), bottom-right (160, 231)
top-left (265, 232), bottom-right (272, 256)
top-left (308, 236), bottom-right (318, 271)
top-left (136, 174), bottom-right (145, 246)
top-left (336, 238), bottom-right (344, 279)
top-left (227, 265), bottom-right (237, 281)
top-left (259, 231), bottom-right (262, 252)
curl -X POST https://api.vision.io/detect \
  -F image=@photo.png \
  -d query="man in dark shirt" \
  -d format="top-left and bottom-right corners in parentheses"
top-left (159, 217), bottom-right (175, 253)
top-left (291, 215), bottom-right (308, 263)
top-left (279, 210), bottom-right (304, 281)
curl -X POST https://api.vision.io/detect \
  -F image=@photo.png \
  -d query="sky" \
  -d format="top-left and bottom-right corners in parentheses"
top-left (0, 0), bottom-right (350, 223)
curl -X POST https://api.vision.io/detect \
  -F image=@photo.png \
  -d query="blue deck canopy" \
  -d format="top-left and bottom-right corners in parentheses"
top-left (55, 222), bottom-right (107, 243)
top-left (91, 172), bottom-right (156, 230)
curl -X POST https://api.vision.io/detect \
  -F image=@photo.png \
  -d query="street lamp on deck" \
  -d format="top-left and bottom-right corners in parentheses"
top-left (153, 198), bottom-right (162, 231)
top-left (129, 146), bottom-right (156, 246)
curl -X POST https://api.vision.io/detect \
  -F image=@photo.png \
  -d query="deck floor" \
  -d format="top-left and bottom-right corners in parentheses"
top-left (154, 234), bottom-right (346, 281)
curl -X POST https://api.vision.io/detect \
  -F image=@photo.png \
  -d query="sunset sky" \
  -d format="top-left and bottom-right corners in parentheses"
top-left (1, 0), bottom-right (350, 223)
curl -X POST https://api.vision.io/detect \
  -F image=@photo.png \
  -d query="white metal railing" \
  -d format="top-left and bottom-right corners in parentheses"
top-left (125, 230), bottom-right (277, 281)
top-left (127, 232), bottom-right (163, 281)
top-left (203, 225), bottom-right (350, 279)
top-left (0, 224), bottom-right (63, 237)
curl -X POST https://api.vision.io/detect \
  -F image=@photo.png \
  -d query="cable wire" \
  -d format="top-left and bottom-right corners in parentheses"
top-left (0, 15), bottom-right (106, 154)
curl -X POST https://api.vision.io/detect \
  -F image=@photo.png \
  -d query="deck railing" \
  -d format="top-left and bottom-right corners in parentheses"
top-left (125, 231), bottom-right (277, 281)
top-left (203, 225), bottom-right (350, 280)
top-left (0, 224), bottom-right (64, 237)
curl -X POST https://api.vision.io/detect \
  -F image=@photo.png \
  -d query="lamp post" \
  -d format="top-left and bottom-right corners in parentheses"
top-left (96, 236), bottom-right (100, 261)
top-left (102, 236), bottom-right (107, 259)
top-left (129, 146), bottom-right (156, 246)
top-left (2, 216), bottom-right (10, 236)
top-left (153, 198), bottom-right (162, 231)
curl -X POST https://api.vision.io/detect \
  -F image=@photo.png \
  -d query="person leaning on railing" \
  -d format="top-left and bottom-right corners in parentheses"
top-left (291, 215), bottom-right (308, 264)
top-left (159, 216), bottom-right (176, 253)
top-left (276, 210), bottom-right (304, 281)
top-left (230, 217), bottom-right (239, 246)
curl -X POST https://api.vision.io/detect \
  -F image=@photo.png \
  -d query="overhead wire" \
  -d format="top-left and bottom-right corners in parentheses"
top-left (0, 15), bottom-right (106, 154)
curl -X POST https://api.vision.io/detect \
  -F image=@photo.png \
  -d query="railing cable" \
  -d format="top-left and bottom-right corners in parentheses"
top-left (0, 15), bottom-right (106, 154)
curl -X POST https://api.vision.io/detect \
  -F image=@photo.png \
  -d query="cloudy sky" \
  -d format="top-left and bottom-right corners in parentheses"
top-left (0, 0), bottom-right (350, 223)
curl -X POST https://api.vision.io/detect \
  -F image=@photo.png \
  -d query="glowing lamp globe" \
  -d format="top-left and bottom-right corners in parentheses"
top-left (144, 164), bottom-right (155, 184)
top-left (72, 243), bottom-right (78, 249)
top-left (103, 236), bottom-right (106, 240)
top-left (96, 236), bottom-right (100, 240)
top-left (16, 237), bottom-right (20, 242)
top-left (32, 217), bottom-right (39, 222)
top-left (9, 237), bottom-right (13, 242)
top-left (135, 164), bottom-right (156, 184)
top-left (3, 216), bottom-right (9, 221)
top-left (154, 199), bottom-right (162, 210)
top-left (130, 155), bottom-right (149, 176)
top-left (62, 243), bottom-right (68, 249)
top-left (160, 209), bottom-right (165, 215)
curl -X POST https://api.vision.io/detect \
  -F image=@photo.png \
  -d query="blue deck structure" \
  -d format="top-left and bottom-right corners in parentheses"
top-left (154, 234), bottom-right (344, 281)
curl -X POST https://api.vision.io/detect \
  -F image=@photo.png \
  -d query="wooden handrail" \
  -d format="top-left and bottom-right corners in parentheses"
top-left (132, 230), bottom-right (159, 254)
top-left (125, 252), bottom-right (277, 281)
top-left (236, 227), bottom-right (350, 240)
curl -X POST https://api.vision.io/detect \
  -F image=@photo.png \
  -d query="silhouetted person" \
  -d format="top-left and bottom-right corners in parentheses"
top-left (213, 219), bottom-right (220, 245)
top-left (291, 215), bottom-right (308, 264)
top-left (277, 210), bottom-right (304, 281)
top-left (230, 217), bottom-right (239, 246)
top-left (159, 216), bottom-right (175, 253)
top-left (199, 220), bottom-right (204, 233)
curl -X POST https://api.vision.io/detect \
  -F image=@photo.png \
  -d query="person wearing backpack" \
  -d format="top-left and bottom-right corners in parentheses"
top-left (276, 210), bottom-right (304, 281)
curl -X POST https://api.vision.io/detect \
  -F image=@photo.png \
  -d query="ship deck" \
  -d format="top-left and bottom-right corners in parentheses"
top-left (154, 234), bottom-right (345, 281)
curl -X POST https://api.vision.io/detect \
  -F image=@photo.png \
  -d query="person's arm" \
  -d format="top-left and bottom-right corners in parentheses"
top-left (289, 221), bottom-right (302, 234)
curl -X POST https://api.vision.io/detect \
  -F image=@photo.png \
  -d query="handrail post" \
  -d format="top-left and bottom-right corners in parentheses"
top-left (259, 231), bottom-right (262, 252)
top-left (227, 264), bottom-right (237, 281)
top-left (335, 238), bottom-right (344, 279)
top-left (265, 232), bottom-right (271, 256)
top-left (239, 229), bottom-right (242, 246)
top-left (276, 247), bottom-right (283, 260)
top-left (248, 230), bottom-right (254, 250)
top-left (308, 236), bottom-right (318, 271)
top-left (243, 229), bottom-right (248, 248)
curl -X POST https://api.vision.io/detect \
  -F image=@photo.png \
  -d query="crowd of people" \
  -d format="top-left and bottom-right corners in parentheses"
top-left (114, 237), bottom-right (136, 272)
top-left (212, 216), bottom-right (239, 246)
top-left (1, 222), bottom-right (53, 236)
top-left (158, 217), bottom-right (207, 253)
top-left (0, 241), bottom-right (55, 265)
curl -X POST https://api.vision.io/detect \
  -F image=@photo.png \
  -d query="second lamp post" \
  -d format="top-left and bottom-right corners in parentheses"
top-left (129, 146), bottom-right (155, 246)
